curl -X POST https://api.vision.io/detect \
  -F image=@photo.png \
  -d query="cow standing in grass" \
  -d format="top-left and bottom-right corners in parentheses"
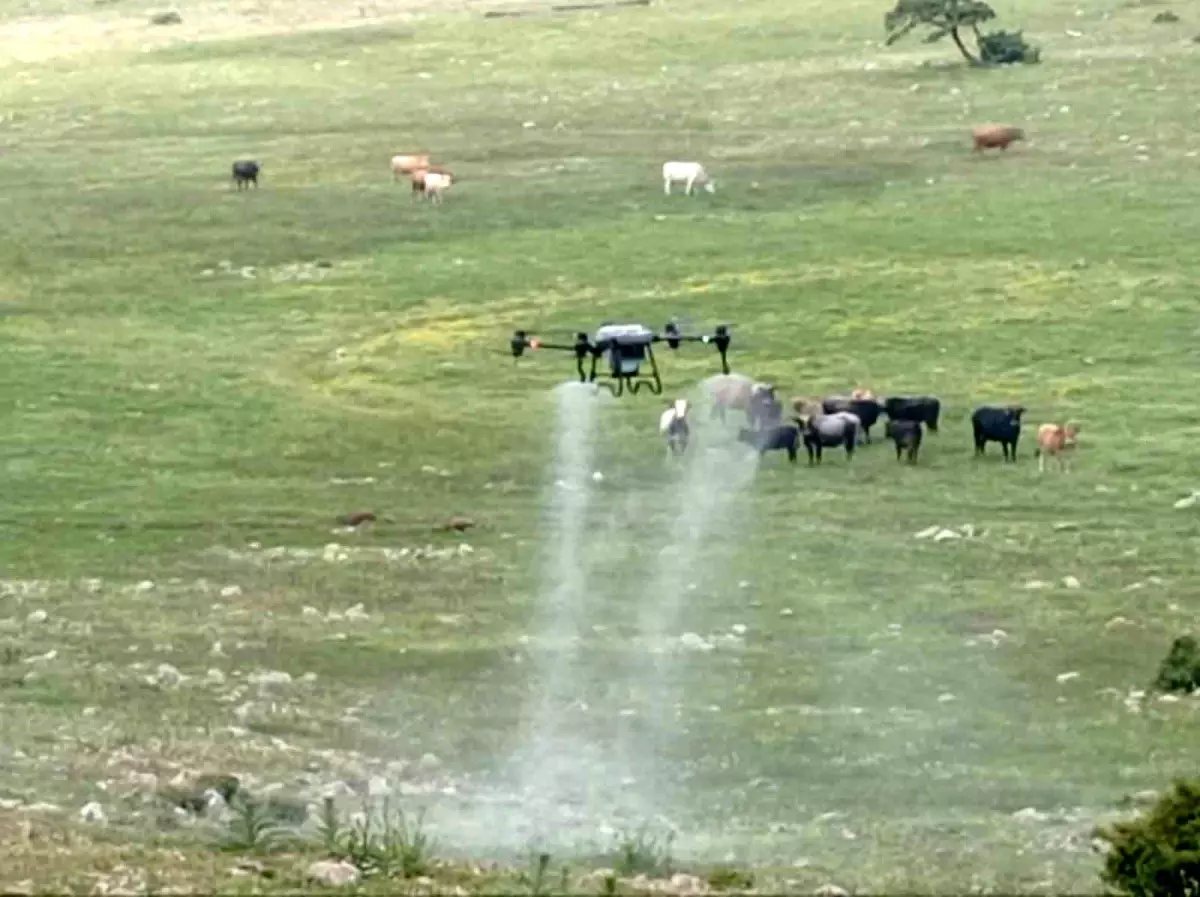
top-left (972, 404), bottom-right (1026, 462)
top-left (659, 398), bottom-right (691, 458)
top-left (1035, 422), bottom-right (1080, 473)
top-left (662, 161), bottom-right (715, 196)
top-left (232, 160), bottom-right (260, 190)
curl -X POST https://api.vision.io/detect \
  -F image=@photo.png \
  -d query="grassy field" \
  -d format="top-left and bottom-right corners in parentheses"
top-left (2, 0), bottom-right (1200, 891)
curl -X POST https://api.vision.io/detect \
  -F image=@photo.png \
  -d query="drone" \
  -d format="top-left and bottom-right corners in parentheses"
top-left (509, 320), bottom-right (732, 397)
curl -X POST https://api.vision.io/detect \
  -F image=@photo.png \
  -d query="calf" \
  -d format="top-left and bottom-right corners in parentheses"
top-left (231, 160), bottom-right (260, 190)
top-left (737, 422), bottom-right (800, 463)
top-left (972, 125), bottom-right (1025, 153)
top-left (798, 412), bottom-right (859, 465)
top-left (1034, 422), bottom-right (1080, 473)
top-left (662, 161), bottom-right (715, 196)
top-left (421, 171), bottom-right (453, 203)
top-left (972, 404), bottom-right (1026, 462)
top-left (411, 165), bottom-right (453, 199)
top-left (823, 395), bottom-right (884, 443)
top-left (659, 398), bottom-right (690, 458)
top-left (884, 419), bottom-right (923, 464)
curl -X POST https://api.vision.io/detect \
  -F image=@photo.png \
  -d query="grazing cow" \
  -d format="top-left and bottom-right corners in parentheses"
top-left (798, 412), bottom-right (859, 465)
top-left (972, 125), bottom-right (1026, 153)
top-left (823, 395), bottom-right (885, 443)
top-left (421, 171), bottom-right (453, 203)
top-left (410, 166), bottom-right (453, 199)
top-left (708, 374), bottom-right (773, 425)
top-left (791, 395), bottom-right (822, 419)
top-left (1034, 421), bottom-right (1080, 473)
top-left (972, 404), bottom-right (1026, 461)
top-left (662, 161), bottom-right (715, 196)
top-left (231, 160), bottom-right (260, 190)
top-left (737, 422), bottom-right (801, 463)
top-left (884, 419), bottom-right (923, 464)
top-left (747, 384), bottom-right (783, 431)
top-left (391, 153), bottom-right (431, 180)
top-left (884, 395), bottom-right (941, 433)
top-left (659, 398), bottom-right (691, 457)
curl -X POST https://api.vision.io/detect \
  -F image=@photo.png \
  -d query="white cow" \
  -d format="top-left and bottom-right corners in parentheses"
top-left (662, 161), bottom-right (715, 196)
top-left (422, 171), bottom-right (453, 204)
top-left (659, 398), bottom-right (691, 457)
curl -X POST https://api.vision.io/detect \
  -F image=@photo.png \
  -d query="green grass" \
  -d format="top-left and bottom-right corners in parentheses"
top-left (2, 0), bottom-right (1200, 891)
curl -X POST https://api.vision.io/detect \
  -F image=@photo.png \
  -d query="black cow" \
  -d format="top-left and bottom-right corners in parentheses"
top-left (232, 160), bottom-right (261, 190)
top-left (823, 396), bottom-right (885, 443)
top-left (884, 395), bottom-right (941, 433)
top-left (971, 404), bottom-right (1026, 461)
top-left (737, 422), bottom-right (800, 463)
top-left (884, 419), bottom-right (923, 464)
top-left (799, 413), bottom-right (858, 465)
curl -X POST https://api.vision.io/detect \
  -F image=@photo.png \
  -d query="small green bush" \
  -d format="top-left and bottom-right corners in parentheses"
top-left (1095, 779), bottom-right (1200, 897)
top-left (1153, 635), bottom-right (1200, 694)
top-left (978, 29), bottom-right (1041, 64)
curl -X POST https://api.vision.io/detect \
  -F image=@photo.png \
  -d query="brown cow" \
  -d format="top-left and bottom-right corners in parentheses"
top-left (1035, 422), bottom-right (1080, 473)
top-left (391, 153), bottom-right (431, 180)
top-left (972, 125), bottom-right (1026, 153)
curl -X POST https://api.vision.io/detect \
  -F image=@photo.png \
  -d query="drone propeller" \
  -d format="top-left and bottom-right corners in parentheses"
top-left (660, 320), bottom-right (732, 374)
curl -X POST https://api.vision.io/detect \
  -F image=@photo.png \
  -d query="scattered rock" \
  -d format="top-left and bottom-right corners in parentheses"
top-left (149, 10), bottom-right (182, 25)
top-left (668, 873), bottom-right (708, 895)
top-left (1052, 521), bottom-right (1079, 531)
top-left (1105, 616), bottom-right (1134, 630)
top-left (25, 609), bottom-right (47, 624)
top-left (679, 632), bottom-right (714, 652)
top-left (1062, 575), bottom-right (1082, 589)
top-left (79, 802), bottom-right (106, 824)
top-left (417, 752), bottom-right (441, 772)
top-left (1012, 807), bottom-right (1048, 822)
top-left (1056, 671), bottom-right (1080, 683)
top-left (150, 663), bottom-right (185, 688)
top-left (219, 585), bottom-right (242, 598)
top-left (307, 860), bottom-right (360, 887)
top-left (1152, 10), bottom-right (1179, 23)
top-left (1173, 491), bottom-right (1200, 509)
top-left (814, 885), bottom-right (849, 897)
top-left (914, 525), bottom-right (940, 540)
top-left (1023, 580), bottom-right (1049, 590)
top-left (438, 515), bottom-right (475, 533)
top-left (344, 603), bottom-right (369, 622)
top-left (248, 670), bottom-right (292, 688)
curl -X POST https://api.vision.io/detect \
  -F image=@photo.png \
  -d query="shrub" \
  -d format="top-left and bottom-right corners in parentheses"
top-left (1153, 635), bottom-right (1200, 694)
top-left (1095, 779), bottom-right (1200, 897)
top-left (978, 29), bottom-right (1041, 65)
top-left (316, 795), bottom-right (437, 879)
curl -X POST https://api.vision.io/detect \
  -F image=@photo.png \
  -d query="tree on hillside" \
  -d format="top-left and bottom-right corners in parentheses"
top-left (884, 0), bottom-right (1037, 66)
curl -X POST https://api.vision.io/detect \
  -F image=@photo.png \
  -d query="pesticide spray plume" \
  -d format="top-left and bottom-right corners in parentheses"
top-left (427, 375), bottom-right (762, 859)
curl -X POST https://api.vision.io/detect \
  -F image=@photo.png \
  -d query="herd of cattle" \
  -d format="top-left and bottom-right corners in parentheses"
top-left (228, 124), bottom-right (1025, 200)
top-left (659, 375), bottom-right (1080, 471)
